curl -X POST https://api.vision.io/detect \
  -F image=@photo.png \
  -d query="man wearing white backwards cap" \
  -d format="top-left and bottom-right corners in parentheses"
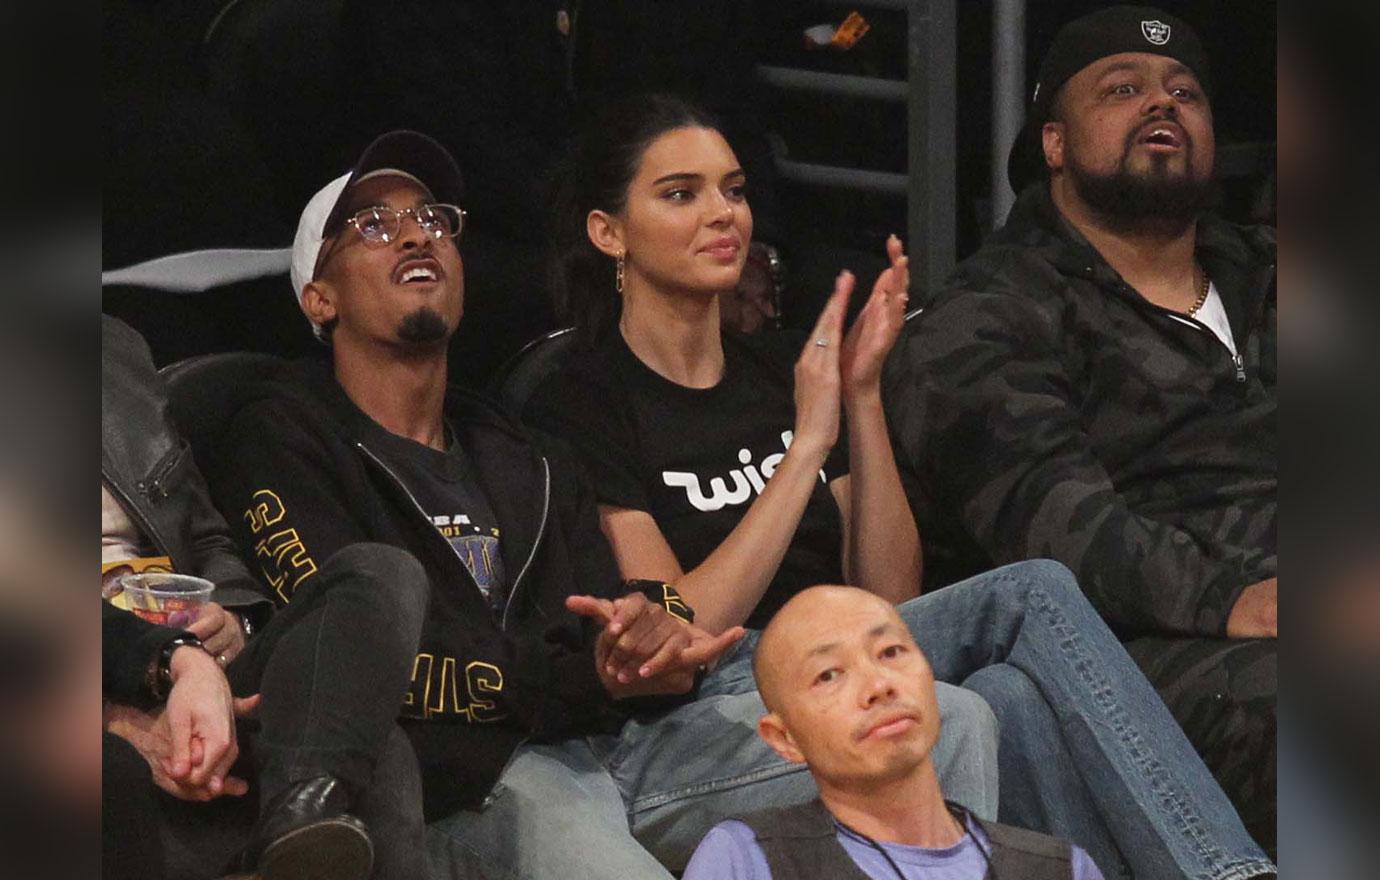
top-left (211, 130), bottom-right (744, 878)
top-left (288, 130), bottom-right (470, 347)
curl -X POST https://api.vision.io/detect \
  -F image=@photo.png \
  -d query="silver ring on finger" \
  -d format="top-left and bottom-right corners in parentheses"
top-left (815, 338), bottom-right (829, 347)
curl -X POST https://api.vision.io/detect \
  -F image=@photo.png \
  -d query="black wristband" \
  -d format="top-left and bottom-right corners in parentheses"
top-left (145, 634), bottom-right (202, 702)
top-left (624, 579), bottom-right (695, 624)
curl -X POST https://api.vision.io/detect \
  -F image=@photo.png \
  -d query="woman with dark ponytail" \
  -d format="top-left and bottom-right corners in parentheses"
top-left (524, 92), bottom-right (1275, 880)
top-left (540, 90), bottom-right (919, 635)
top-left (550, 95), bottom-right (725, 346)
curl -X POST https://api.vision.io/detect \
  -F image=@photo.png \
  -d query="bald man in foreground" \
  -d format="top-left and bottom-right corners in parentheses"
top-left (684, 586), bottom-right (1103, 880)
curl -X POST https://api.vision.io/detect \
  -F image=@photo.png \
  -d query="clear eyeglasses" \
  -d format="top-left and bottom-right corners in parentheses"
top-left (345, 203), bottom-right (465, 245)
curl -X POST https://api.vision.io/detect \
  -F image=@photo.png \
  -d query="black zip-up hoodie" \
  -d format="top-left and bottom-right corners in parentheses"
top-left (210, 359), bottom-right (639, 818)
top-left (887, 184), bottom-right (1276, 639)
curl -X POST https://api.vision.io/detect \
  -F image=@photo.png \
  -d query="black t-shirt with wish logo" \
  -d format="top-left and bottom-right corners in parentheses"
top-left (363, 420), bottom-right (508, 616)
top-left (525, 330), bottom-right (847, 630)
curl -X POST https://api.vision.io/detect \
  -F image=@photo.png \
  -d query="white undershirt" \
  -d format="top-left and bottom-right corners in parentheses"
top-left (102, 481), bottom-right (151, 565)
top-left (1169, 281), bottom-right (1237, 356)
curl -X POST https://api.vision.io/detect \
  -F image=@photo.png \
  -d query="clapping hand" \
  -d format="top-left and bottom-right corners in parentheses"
top-left (791, 271), bottom-right (852, 460)
top-left (840, 234), bottom-right (910, 399)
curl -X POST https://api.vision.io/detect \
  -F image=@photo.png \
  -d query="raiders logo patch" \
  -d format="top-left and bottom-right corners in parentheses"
top-left (1141, 20), bottom-right (1171, 45)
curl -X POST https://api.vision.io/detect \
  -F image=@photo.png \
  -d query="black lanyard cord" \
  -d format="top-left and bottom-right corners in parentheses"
top-left (835, 802), bottom-right (999, 880)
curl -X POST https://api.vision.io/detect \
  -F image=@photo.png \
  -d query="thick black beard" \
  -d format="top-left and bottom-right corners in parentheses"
top-left (396, 307), bottom-right (449, 345)
top-left (1070, 155), bottom-right (1215, 226)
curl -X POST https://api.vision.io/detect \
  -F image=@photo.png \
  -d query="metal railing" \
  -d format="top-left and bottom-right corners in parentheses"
top-left (991, 0), bottom-right (1026, 227)
top-left (756, 0), bottom-right (956, 305)
top-left (759, 1), bottom-right (1273, 298)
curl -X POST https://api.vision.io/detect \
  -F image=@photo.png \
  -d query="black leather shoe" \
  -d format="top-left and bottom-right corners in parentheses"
top-left (241, 776), bottom-right (373, 880)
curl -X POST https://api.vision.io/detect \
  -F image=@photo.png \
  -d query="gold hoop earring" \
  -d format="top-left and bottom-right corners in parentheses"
top-left (615, 251), bottom-right (626, 294)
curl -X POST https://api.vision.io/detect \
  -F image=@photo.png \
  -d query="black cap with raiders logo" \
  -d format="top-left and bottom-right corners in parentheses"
top-left (1007, 5), bottom-right (1211, 193)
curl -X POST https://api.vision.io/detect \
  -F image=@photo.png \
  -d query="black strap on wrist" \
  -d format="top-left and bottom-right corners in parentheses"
top-left (145, 634), bottom-right (202, 702)
top-left (624, 579), bottom-right (695, 624)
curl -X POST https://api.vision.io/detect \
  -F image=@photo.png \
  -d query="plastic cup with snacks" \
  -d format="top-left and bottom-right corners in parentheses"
top-left (110, 572), bottom-right (215, 628)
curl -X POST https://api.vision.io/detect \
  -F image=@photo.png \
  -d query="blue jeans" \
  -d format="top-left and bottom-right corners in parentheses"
top-left (894, 560), bottom-right (1273, 880)
top-left (427, 682), bottom-right (997, 879)
top-left (429, 559), bottom-right (1273, 880)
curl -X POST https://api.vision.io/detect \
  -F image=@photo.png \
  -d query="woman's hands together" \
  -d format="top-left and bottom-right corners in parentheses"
top-left (793, 235), bottom-right (911, 455)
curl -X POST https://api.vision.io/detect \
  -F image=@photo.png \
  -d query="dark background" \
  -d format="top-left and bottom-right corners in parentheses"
top-left (103, 0), bottom-right (1276, 383)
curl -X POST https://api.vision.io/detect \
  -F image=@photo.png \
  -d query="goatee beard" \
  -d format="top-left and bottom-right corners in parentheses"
top-left (397, 307), bottom-right (449, 345)
top-left (1070, 156), bottom-right (1216, 227)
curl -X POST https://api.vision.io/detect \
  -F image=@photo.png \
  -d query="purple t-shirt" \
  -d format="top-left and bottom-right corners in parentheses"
top-left (682, 813), bottom-right (1105, 880)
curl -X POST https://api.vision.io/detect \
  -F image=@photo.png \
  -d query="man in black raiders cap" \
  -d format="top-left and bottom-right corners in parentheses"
top-left (886, 5), bottom-right (1277, 852)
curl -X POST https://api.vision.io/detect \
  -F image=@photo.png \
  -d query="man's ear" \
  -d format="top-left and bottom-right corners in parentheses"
top-left (586, 209), bottom-right (625, 259)
top-left (758, 713), bottom-right (806, 765)
top-left (301, 280), bottom-right (338, 329)
top-left (1041, 121), bottom-right (1065, 174)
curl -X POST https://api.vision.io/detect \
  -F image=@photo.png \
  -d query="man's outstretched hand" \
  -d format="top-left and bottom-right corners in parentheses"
top-left (567, 593), bottom-right (745, 699)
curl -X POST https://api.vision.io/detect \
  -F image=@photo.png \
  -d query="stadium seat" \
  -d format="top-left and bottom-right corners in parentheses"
top-left (486, 326), bottom-right (579, 417)
top-left (160, 351), bottom-right (286, 481)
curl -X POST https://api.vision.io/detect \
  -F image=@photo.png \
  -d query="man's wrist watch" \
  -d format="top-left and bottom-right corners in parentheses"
top-left (145, 635), bottom-right (202, 702)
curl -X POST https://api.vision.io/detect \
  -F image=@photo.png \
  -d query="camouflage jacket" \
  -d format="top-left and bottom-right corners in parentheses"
top-left (886, 185), bottom-right (1276, 638)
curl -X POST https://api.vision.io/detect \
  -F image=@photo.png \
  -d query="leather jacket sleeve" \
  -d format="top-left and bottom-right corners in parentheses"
top-left (101, 316), bottom-right (271, 626)
top-left (102, 600), bottom-right (189, 707)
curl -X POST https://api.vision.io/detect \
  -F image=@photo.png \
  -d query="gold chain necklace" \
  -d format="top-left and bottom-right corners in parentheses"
top-left (1187, 266), bottom-right (1210, 316)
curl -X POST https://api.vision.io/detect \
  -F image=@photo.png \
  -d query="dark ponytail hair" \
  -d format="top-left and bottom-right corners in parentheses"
top-left (550, 93), bottom-right (721, 345)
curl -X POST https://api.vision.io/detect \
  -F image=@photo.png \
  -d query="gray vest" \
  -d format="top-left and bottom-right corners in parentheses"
top-left (736, 800), bottom-right (1074, 880)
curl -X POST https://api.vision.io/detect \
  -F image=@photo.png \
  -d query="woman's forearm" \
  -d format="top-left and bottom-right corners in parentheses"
top-left (672, 441), bottom-right (832, 634)
top-left (844, 392), bottom-right (922, 602)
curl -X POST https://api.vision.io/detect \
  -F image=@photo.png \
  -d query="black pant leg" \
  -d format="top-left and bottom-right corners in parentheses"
top-left (357, 727), bottom-right (432, 879)
top-left (103, 732), bottom-right (165, 880)
top-left (105, 544), bottom-right (428, 880)
top-left (1125, 636), bottom-right (1277, 856)
top-left (228, 543), bottom-right (429, 802)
